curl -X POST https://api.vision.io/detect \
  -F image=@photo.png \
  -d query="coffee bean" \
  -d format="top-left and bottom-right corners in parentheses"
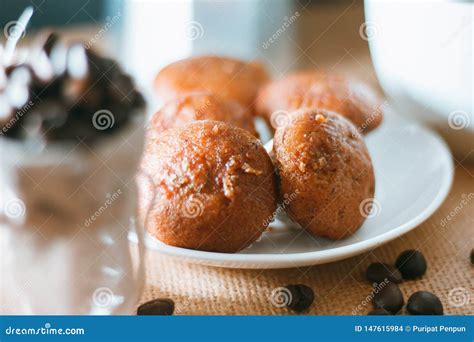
top-left (395, 250), bottom-right (427, 279)
top-left (366, 263), bottom-right (402, 284)
top-left (470, 249), bottom-right (473, 265)
top-left (372, 282), bottom-right (404, 314)
top-left (285, 284), bottom-right (314, 312)
top-left (137, 298), bottom-right (175, 315)
top-left (407, 291), bottom-right (443, 315)
top-left (368, 308), bottom-right (391, 315)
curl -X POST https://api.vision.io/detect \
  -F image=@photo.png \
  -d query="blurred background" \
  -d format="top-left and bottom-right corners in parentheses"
top-left (0, 0), bottom-right (377, 85)
top-left (1, 0), bottom-right (472, 160)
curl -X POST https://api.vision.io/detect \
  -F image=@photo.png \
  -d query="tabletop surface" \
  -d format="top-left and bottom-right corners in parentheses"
top-left (138, 162), bottom-right (473, 315)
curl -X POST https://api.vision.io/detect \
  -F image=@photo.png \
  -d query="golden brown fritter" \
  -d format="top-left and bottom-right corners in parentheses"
top-left (148, 93), bottom-right (257, 138)
top-left (256, 71), bottom-right (383, 133)
top-left (139, 120), bottom-right (277, 253)
top-left (154, 56), bottom-right (269, 115)
top-left (273, 108), bottom-right (375, 239)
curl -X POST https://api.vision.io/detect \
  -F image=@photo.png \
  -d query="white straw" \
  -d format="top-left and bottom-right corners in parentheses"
top-left (4, 6), bottom-right (34, 65)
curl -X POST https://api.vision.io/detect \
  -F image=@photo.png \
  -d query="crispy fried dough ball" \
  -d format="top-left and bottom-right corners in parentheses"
top-left (256, 71), bottom-right (383, 133)
top-left (154, 56), bottom-right (269, 114)
top-left (273, 109), bottom-right (375, 239)
top-left (148, 92), bottom-right (257, 137)
top-left (140, 120), bottom-right (277, 253)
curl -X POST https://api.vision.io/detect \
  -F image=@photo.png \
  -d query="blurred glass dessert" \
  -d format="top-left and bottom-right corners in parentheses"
top-left (0, 32), bottom-right (144, 143)
top-left (0, 31), bottom-right (146, 315)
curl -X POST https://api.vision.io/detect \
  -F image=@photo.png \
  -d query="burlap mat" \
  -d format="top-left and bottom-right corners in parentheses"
top-left (138, 164), bottom-right (474, 315)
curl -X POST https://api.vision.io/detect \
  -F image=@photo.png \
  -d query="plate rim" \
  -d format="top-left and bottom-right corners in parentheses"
top-left (132, 122), bottom-right (454, 269)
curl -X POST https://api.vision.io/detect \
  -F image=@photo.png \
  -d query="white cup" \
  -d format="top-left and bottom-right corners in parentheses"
top-left (365, 0), bottom-right (473, 160)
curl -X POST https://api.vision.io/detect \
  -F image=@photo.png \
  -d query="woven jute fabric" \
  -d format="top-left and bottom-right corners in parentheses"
top-left (138, 164), bottom-right (474, 315)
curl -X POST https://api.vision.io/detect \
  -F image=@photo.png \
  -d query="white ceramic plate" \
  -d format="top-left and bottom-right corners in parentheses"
top-left (129, 110), bottom-right (453, 269)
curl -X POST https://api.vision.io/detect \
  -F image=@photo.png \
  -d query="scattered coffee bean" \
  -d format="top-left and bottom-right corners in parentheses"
top-left (395, 250), bottom-right (427, 279)
top-left (372, 282), bottom-right (404, 314)
top-left (285, 284), bottom-right (314, 312)
top-left (366, 263), bottom-right (402, 284)
top-left (137, 298), bottom-right (175, 315)
top-left (470, 249), bottom-right (473, 265)
top-left (368, 308), bottom-right (391, 315)
top-left (407, 291), bottom-right (443, 315)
